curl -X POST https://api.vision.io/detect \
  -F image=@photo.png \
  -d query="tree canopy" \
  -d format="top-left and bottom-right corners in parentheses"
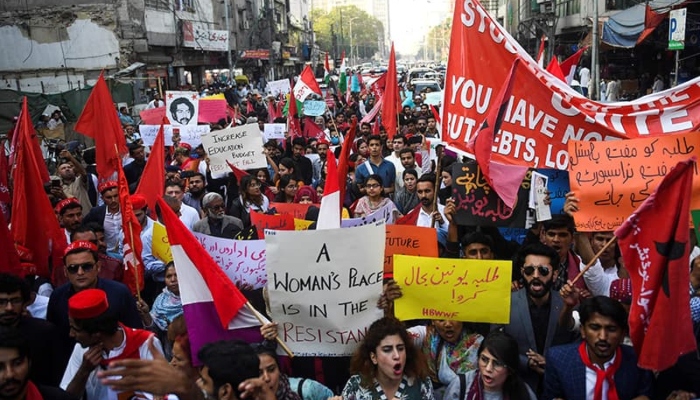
top-left (311, 6), bottom-right (384, 63)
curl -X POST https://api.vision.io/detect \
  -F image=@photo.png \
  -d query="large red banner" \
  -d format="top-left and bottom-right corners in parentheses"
top-left (443, 0), bottom-right (700, 170)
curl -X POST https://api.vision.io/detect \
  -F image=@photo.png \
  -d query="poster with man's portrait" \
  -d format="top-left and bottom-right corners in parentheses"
top-left (165, 91), bottom-right (199, 126)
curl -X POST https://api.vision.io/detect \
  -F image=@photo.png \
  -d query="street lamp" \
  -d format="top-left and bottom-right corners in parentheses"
top-left (348, 17), bottom-right (359, 66)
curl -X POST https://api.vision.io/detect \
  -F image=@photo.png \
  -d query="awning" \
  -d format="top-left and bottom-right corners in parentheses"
top-left (110, 62), bottom-right (146, 78)
top-left (602, 0), bottom-right (686, 48)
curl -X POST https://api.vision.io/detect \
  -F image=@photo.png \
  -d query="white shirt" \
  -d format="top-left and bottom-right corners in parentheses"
top-left (27, 294), bottom-right (49, 319)
top-left (416, 203), bottom-right (449, 231)
top-left (579, 67), bottom-right (590, 87)
top-left (179, 203), bottom-right (200, 231)
top-left (60, 329), bottom-right (163, 400)
top-left (104, 209), bottom-right (123, 253)
top-left (146, 99), bottom-right (165, 109)
top-left (582, 258), bottom-right (615, 297)
top-left (585, 351), bottom-right (616, 400)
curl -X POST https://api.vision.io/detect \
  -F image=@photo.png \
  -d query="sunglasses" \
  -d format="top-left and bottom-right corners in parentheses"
top-left (522, 265), bottom-right (551, 277)
top-left (66, 262), bottom-right (96, 274)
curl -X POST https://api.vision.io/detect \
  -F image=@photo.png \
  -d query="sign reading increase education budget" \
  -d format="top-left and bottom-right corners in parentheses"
top-left (568, 132), bottom-right (700, 231)
top-left (265, 223), bottom-right (385, 356)
top-left (200, 125), bottom-right (267, 175)
top-left (393, 255), bottom-right (511, 324)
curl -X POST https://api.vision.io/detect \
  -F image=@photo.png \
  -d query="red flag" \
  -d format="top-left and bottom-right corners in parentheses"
top-left (361, 97), bottom-right (383, 124)
top-left (469, 58), bottom-right (528, 209)
top-left (396, 204), bottom-right (422, 225)
top-left (74, 72), bottom-right (128, 180)
top-left (337, 118), bottom-right (357, 211)
top-left (118, 160), bottom-right (145, 297)
top-left (317, 149), bottom-right (341, 229)
top-left (11, 98), bottom-right (65, 278)
top-left (381, 43), bottom-right (399, 140)
top-left (246, 99), bottom-right (255, 115)
top-left (430, 104), bottom-right (441, 125)
top-left (0, 211), bottom-right (22, 276)
top-left (293, 65), bottom-right (322, 101)
top-left (559, 47), bottom-right (587, 84)
top-left (546, 56), bottom-right (566, 82)
top-left (226, 160), bottom-right (250, 183)
top-left (135, 120), bottom-right (166, 213)
top-left (0, 143), bottom-right (10, 204)
top-left (637, 5), bottom-right (666, 45)
top-left (615, 158), bottom-right (697, 371)
top-left (369, 73), bottom-right (387, 99)
top-left (536, 34), bottom-right (547, 68)
top-left (303, 117), bottom-right (325, 140)
top-left (287, 96), bottom-right (302, 139)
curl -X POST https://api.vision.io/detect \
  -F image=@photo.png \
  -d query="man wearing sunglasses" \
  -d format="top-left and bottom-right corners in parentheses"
top-left (493, 243), bottom-right (578, 393)
top-left (47, 241), bottom-right (142, 374)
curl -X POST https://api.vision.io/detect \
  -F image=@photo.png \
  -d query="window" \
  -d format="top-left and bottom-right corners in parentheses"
top-left (556, 0), bottom-right (580, 16)
top-left (175, 0), bottom-right (195, 12)
top-left (145, 0), bottom-right (169, 10)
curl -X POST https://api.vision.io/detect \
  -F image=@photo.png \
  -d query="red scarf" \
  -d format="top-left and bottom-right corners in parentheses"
top-left (100, 324), bottom-right (153, 367)
top-left (26, 381), bottom-right (43, 400)
top-left (578, 341), bottom-right (622, 400)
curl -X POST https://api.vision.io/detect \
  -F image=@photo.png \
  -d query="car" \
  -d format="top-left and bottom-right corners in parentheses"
top-left (407, 67), bottom-right (436, 82)
top-left (411, 79), bottom-right (442, 93)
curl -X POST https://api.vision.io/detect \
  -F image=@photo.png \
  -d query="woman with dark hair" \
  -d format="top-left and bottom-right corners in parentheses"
top-left (256, 168), bottom-right (276, 201)
top-left (443, 331), bottom-right (536, 400)
top-left (353, 139), bottom-right (370, 162)
top-left (336, 317), bottom-right (434, 400)
top-left (255, 344), bottom-right (334, 400)
top-left (394, 169), bottom-right (420, 214)
top-left (275, 158), bottom-right (304, 186)
top-left (353, 174), bottom-right (401, 219)
top-left (229, 175), bottom-right (270, 227)
top-left (274, 175), bottom-right (298, 203)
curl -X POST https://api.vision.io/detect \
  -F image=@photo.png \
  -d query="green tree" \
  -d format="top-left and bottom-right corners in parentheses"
top-left (416, 18), bottom-right (452, 61)
top-left (311, 6), bottom-right (384, 64)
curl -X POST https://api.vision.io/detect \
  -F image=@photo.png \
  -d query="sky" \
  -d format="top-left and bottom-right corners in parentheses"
top-left (389, 0), bottom-right (453, 57)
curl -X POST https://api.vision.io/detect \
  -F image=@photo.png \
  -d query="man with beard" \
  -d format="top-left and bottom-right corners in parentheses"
top-left (290, 137), bottom-right (313, 185)
top-left (425, 115), bottom-right (439, 138)
top-left (541, 215), bottom-right (591, 293)
top-left (357, 122), bottom-right (372, 142)
top-left (194, 193), bottom-right (244, 239)
top-left (60, 289), bottom-right (162, 399)
top-left (494, 243), bottom-right (577, 393)
top-left (55, 198), bottom-right (83, 244)
top-left (542, 296), bottom-right (652, 400)
top-left (414, 174), bottom-right (447, 231)
top-left (123, 143), bottom-right (147, 191)
top-left (83, 181), bottom-right (123, 254)
top-left (57, 149), bottom-right (92, 215)
top-left (183, 172), bottom-right (207, 215)
top-left (0, 275), bottom-right (61, 386)
top-left (312, 140), bottom-right (330, 185)
top-left (0, 327), bottom-right (73, 400)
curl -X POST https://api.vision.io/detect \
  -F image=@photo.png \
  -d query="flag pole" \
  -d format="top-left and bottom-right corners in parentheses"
top-left (116, 144), bottom-right (142, 302)
top-left (244, 302), bottom-right (294, 357)
top-left (431, 153), bottom-right (443, 228)
top-left (569, 236), bottom-right (618, 285)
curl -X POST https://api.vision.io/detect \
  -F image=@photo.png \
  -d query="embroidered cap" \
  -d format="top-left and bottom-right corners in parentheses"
top-left (68, 289), bottom-right (109, 319)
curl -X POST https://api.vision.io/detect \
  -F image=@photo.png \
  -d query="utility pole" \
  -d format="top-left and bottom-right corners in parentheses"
top-left (223, 0), bottom-right (233, 77)
top-left (591, 0), bottom-right (599, 100)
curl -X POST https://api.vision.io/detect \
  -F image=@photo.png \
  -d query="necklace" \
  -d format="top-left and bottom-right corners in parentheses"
top-left (374, 376), bottom-right (407, 400)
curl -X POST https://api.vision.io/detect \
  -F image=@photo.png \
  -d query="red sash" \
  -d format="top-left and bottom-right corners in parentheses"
top-left (578, 341), bottom-right (622, 400)
top-left (26, 381), bottom-right (43, 400)
top-left (100, 323), bottom-right (153, 367)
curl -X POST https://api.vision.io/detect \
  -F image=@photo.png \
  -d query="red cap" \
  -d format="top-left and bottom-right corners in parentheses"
top-left (179, 143), bottom-right (192, 151)
top-left (64, 240), bottom-right (98, 258)
top-left (130, 194), bottom-right (147, 210)
top-left (97, 181), bottom-right (118, 194)
top-left (68, 289), bottom-right (109, 319)
top-left (54, 197), bottom-right (82, 215)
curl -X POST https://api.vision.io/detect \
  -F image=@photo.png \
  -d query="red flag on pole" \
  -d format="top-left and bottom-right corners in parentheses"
top-left (303, 117), bottom-right (326, 140)
top-left (118, 159), bottom-right (145, 297)
top-left (615, 157), bottom-right (697, 371)
top-left (74, 72), bottom-right (128, 180)
top-left (469, 58), bottom-right (528, 209)
top-left (381, 43), bottom-right (399, 140)
top-left (287, 96), bottom-right (302, 139)
top-left (0, 211), bottom-right (22, 276)
top-left (559, 47), bottom-right (586, 84)
top-left (0, 143), bottom-right (10, 205)
top-left (536, 35), bottom-right (547, 68)
top-left (546, 56), bottom-right (567, 82)
top-left (293, 65), bottom-right (322, 101)
top-left (135, 120), bottom-right (166, 214)
top-left (11, 98), bottom-right (65, 278)
top-left (337, 118), bottom-right (357, 210)
top-left (637, 5), bottom-right (666, 45)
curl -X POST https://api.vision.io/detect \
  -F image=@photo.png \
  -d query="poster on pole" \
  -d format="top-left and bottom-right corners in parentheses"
top-left (669, 8), bottom-right (687, 50)
top-left (267, 79), bottom-right (292, 97)
top-left (165, 91), bottom-right (199, 126)
top-left (265, 223), bottom-right (385, 356)
top-left (200, 125), bottom-right (267, 175)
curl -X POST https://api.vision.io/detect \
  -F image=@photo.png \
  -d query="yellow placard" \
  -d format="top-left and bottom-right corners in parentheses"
top-left (294, 218), bottom-right (314, 230)
top-left (152, 222), bottom-right (173, 263)
top-left (393, 255), bottom-right (511, 324)
top-left (201, 93), bottom-right (226, 100)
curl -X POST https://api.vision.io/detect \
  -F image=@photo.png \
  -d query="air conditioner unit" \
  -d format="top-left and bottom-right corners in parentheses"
top-left (243, 20), bottom-right (250, 29)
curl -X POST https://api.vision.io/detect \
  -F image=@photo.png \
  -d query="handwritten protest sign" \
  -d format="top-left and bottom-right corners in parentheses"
top-left (250, 211), bottom-right (294, 238)
top-left (165, 91), bottom-right (199, 126)
top-left (452, 162), bottom-right (530, 227)
top-left (568, 133), bottom-right (700, 231)
top-left (267, 79), bottom-right (292, 97)
top-left (384, 225), bottom-right (438, 278)
top-left (265, 223), bottom-right (385, 356)
top-left (341, 202), bottom-right (398, 227)
top-left (139, 107), bottom-right (166, 125)
top-left (200, 125), bottom-right (267, 175)
top-left (198, 98), bottom-right (227, 123)
top-left (394, 255), bottom-right (511, 323)
top-left (270, 202), bottom-right (317, 219)
top-left (303, 100), bottom-right (327, 117)
top-left (139, 125), bottom-right (209, 147)
top-left (152, 222), bottom-right (173, 263)
top-left (263, 123), bottom-right (286, 141)
top-left (192, 233), bottom-right (266, 289)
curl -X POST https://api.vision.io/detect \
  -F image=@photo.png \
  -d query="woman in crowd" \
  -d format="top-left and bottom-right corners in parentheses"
top-left (353, 139), bottom-right (370, 164)
top-left (161, 316), bottom-right (199, 400)
top-left (443, 331), bottom-right (536, 400)
top-left (136, 262), bottom-right (182, 359)
top-left (274, 175), bottom-right (299, 203)
top-left (294, 185), bottom-right (319, 204)
top-left (229, 175), bottom-right (270, 227)
top-left (394, 169), bottom-right (420, 214)
top-left (256, 168), bottom-right (276, 201)
top-left (353, 174), bottom-right (401, 220)
top-left (336, 317), bottom-right (434, 400)
top-left (276, 158), bottom-right (304, 186)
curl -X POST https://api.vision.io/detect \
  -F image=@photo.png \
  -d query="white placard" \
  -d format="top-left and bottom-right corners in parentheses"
top-left (263, 123), bottom-right (286, 141)
top-left (165, 91), bottom-right (199, 126)
top-left (265, 223), bottom-right (385, 356)
top-left (340, 202), bottom-right (397, 228)
top-left (139, 125), bottom-right (209, 147)
top-left (200, 125), bottom-right (267, 175)
top-left (531, 171), bottom-right (552, 222)
top-left (192, 233), bottom-right (266, 289)
top-left (266, 79), bottom-right (292, 97)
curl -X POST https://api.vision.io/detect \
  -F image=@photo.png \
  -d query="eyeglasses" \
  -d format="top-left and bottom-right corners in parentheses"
top-left (365, 183), bottom-right (381, 189)
top-left (0, 297), bottom-right (23, 307)
top-left (522, 265), bottom-right (551, 277)
top-left (479, 354), bottom-right (507, 371)
top-left (209, 204), bottom-right (225, 211)
top-left (66, 262), bottom-right (96, 274)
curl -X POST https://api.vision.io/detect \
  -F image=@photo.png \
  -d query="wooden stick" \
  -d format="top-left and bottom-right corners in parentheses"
top-left (570, 236), bottom-right (618, 285)
top-left (127, 222), bottom-right (142, 302)
top-left (432, 153), bottom-right (443, 228)
top-left (244, 302), bottom-right (294, 358)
